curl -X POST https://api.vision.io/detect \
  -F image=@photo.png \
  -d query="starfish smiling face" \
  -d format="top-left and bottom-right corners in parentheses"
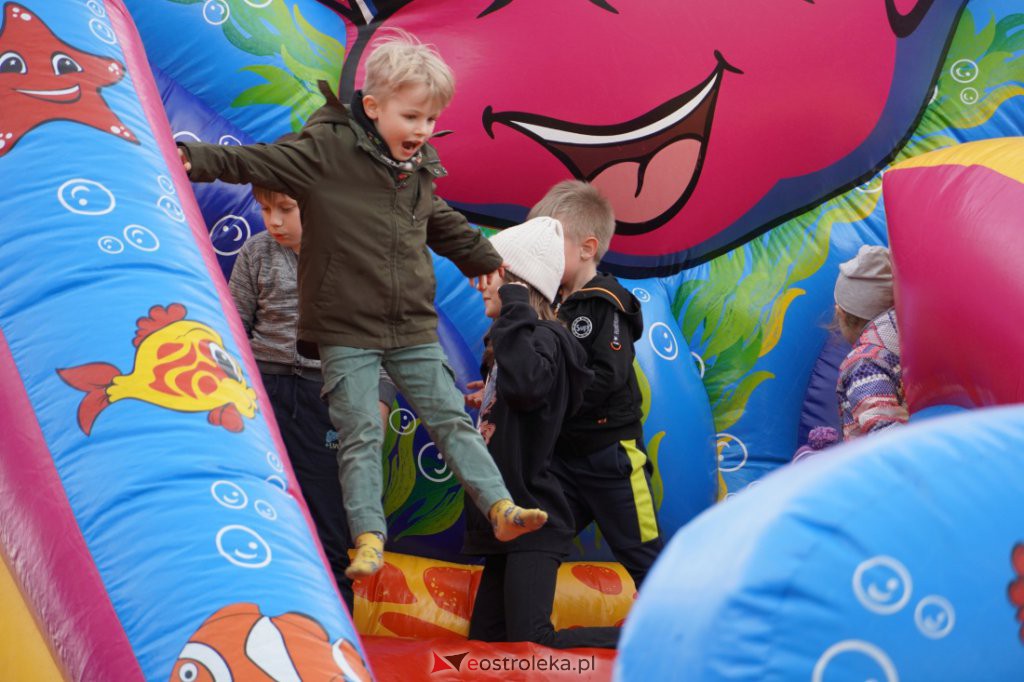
top-left (338, 0), bottom-right (966, 273)
top-left (0, 2), bottom-right (136, 158)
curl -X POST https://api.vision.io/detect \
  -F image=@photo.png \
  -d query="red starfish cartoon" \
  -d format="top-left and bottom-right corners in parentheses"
top-left (1010, 542), bottom-right (1024, 644)
top-left (0, 2), bottom-right (136, 158)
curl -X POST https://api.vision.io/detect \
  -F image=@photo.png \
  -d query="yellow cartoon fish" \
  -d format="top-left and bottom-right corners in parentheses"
top-left (58, 303), bottom-right (258, 434)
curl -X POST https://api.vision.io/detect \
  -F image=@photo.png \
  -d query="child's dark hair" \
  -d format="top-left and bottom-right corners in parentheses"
top-left (252, 133), bottom-right (300, 204)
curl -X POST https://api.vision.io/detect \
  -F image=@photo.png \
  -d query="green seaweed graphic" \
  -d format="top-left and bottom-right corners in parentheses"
top-left (168, 0), bottom-right (344, 130)
top-left (672, 193), bottom-right (878, 433)
top-left (379, 411), bottom-right (466, 540)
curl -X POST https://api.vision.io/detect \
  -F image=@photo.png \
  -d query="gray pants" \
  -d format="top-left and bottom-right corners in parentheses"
top-left (320, 342), bottom-right (510, 538)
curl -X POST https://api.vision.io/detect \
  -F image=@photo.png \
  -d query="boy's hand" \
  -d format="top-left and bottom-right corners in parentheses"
top-left (464, 380), bottom-right (485, 409)
top-left (177, 146), bottom-right (192, 173)
top-left (470, 266), bottom-right (504, 292)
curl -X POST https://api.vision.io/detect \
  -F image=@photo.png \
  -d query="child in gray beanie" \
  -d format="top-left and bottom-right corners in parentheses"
top-left (832, 245), bottom-right (908, 440)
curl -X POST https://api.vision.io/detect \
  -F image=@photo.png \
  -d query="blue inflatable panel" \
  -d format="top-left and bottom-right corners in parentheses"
top-left (617, 406), bottom-right (1024, 680)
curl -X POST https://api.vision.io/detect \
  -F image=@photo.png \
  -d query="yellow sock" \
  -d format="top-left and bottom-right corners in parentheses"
top-left (489, 499), bottom-right (548, 542)
top-left (345, 532), bottom-right (385, 580)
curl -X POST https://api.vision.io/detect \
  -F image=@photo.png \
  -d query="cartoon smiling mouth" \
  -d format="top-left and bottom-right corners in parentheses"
top-left (484, 54), bottom-right (738, 234)
top-left (15, 84), bottom-right (82, 103)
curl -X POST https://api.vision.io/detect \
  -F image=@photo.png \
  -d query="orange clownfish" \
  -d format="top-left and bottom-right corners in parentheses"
top-left (170, 603), bottom-right (372, 682)
top-left (58, 303), bottom-right (258, 435)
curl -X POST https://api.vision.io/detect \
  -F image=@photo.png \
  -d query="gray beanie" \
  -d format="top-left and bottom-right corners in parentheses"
top-left (834, 245), bottom-right (895, 320)
top-left (488, 217), bottom-right (565, 302)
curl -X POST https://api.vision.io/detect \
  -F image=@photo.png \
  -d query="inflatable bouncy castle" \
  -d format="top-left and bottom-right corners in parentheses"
top-left (0, 0), bottom-right (1021, 680)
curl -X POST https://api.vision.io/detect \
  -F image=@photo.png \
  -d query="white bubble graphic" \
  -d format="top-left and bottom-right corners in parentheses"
top-left (417, 442), bottom-right (453, 483)
top-left (949, 59), bottom-right (979, 84)
top-left (691, 351), bottom-right (706, 378)
top-left (632, 287), bottom-right (651, 303)
top-left (915, 595), bottom-right (955, 639)
top-left (244, 0), bottom-right (274, 6)
top-left (89, 18), bottom-right (117, 45)
top-left (97, 236), bottom-right (124, 254)
top-left (853, 556), bottom-right (912, 615)
top-left (58, 179), bottom-right (116, 216)
top-left (203, 0), bottom-right (230, 25)
top-left (812, 640), bottom-right (898, 682)
top-left (254, 499), bottom-right (278, 521)
top-left (157, 174), bottom-right (176, 195)
top-left (218, 135), bottom-right (243, 146)
top-left (216, 525), bottom-right (271, 569)
top-left (210, 480), bottom-right (248, 510)
top-left (716, 432), bottom-right (748, 473)
top-left (266, 475), bottom-right (287, 492)
top-left (389, 407), bottom-right (417, 435)
top-left (209, 215), bottom-right (252, 256)
top-left (123, 224), bottom-right (160, 252)
top-left (857, 171), bottom-right (885, 194)
top-left (86, 0), bottom-right (106, 17)
top-left (960, 88), bottom-right (979, 105)
top-left (173, 130), bottom-right (202, 143)
top-left (648, 321), bottom-right (679, 361)
top-left (157, 195), bottom-right (186, 223)
top-left (266, 450), bottom-right (284, 473)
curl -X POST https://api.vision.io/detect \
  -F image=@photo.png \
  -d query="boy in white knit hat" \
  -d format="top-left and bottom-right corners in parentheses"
top-left (465, 217), bottom-right (618, 649)
top-left (833, 244), bottom-right (908, 439)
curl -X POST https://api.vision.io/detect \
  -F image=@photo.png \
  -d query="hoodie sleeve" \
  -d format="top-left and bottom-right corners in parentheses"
top-left (178, 131), bottom-right (324, 200)
top-left (489, 285), bottom-right (563, 411)
top-left (426, 194), bottom-right (503, 277)
top-left (573, 299), bottom-right (637, 414)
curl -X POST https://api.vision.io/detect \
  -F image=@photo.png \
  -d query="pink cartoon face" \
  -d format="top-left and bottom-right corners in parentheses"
top-left (332, 0), bottom-right (964, 272)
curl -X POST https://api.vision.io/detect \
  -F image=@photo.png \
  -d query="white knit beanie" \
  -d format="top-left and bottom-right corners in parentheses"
top-left (488, 217), bottom-right (565, 302)
top-left (834, 244), bottom-right (895, 320)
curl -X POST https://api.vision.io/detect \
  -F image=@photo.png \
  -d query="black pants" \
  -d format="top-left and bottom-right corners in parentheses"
top-left (551, 440), bottom-right (664, 589)
top-left (469, 551), bottom-right (619, 649)
top-left (263, 373), bottom-right (354, 612)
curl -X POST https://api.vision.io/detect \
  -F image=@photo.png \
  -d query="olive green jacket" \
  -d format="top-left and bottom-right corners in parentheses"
top-left (180, 84), bottom-right (501, 350)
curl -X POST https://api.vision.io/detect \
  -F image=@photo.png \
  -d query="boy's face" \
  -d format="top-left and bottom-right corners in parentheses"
top-left (257, 193), bottom-right (302, 252)
top-left (561, 234), bottom-right (583, 287)
top-left (364, 83), bottom-right (442, 162)
top-left (480, 267), bottom-right (507, 319)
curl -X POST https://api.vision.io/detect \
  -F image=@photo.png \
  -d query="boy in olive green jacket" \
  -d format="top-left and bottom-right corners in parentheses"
top-left (179, 33), bottom-right (546, 579)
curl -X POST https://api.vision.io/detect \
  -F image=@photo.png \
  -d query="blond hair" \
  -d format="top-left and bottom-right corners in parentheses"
top-left (527, 181), bottom-right (615, 259)
top-left (362, 29), bottom-right (455, 108)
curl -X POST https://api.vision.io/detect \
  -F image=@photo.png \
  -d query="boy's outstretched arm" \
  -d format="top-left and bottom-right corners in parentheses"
top-left (177, 132), bottom-right (324, 200)
top-left (426, 194), bottom-right (502, 277)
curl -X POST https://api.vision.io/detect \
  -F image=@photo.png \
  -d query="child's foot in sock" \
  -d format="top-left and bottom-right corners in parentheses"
top-left (345, 532), bottom-right (385, 580)
top-left (490, 499), bottom-right (548, 542)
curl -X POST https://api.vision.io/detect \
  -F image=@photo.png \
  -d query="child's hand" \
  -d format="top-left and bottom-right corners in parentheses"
top-left (464, 380), bottom-right (485, 409)
top-left (470, 267), bottom-right (504, 292)
top-left (177, 146), bottom-right (191, 172)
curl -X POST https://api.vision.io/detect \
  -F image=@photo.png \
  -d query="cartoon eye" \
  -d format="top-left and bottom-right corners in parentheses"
top-left (208, 342), bottom-right (242, 382)
top-left (178, 662), bottom-right (198, 682)
top-left (0, 51), bottom-right (27, 74)
top-left (51, 53), bottom-right (83, 76)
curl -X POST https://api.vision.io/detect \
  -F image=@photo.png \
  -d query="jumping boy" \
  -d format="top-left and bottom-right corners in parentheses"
top-left (180, 31), bottom-right (546, 579)
top-left (529, 180), bottom-right (664, 589)
top-left (229, 166), bottom-right (397, 609)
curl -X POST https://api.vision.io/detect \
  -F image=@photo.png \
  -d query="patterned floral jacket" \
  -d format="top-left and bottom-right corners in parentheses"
top-left (837, 309), bottom-right (909, 439)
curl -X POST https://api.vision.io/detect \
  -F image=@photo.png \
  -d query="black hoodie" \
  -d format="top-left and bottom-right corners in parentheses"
top-left (463, 285), bottom-right (593, 556)
top-left (555, 272), bottom-right (645, 457)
